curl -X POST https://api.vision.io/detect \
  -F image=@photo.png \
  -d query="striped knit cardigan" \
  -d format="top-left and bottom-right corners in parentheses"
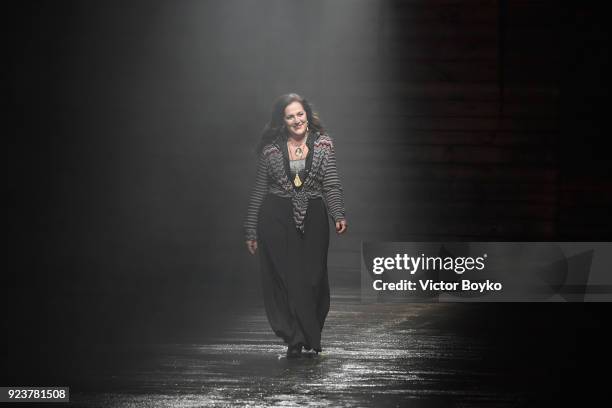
top-left (244, 131), bottom-right (346, 241)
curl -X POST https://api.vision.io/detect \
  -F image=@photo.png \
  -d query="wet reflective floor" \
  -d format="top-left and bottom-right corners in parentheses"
top-left (60, 289), bottom-right (542, 407)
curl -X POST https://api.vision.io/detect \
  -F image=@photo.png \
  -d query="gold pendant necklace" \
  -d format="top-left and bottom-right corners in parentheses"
top-left (288, 135), bottom-right (306, 187)
top-left (293, 172), bottom-right (302, 187)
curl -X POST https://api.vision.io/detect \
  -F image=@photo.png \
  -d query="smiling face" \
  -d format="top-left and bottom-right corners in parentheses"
top-left (283, 101), bottom-right (308, 139)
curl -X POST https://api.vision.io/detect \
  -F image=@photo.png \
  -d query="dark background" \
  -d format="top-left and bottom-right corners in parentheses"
top-left (6, 0), bottom-right (611, 403)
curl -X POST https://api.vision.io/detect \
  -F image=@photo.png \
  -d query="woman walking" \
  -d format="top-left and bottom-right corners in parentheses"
top-left (244, 93), bottom-right (347, 358)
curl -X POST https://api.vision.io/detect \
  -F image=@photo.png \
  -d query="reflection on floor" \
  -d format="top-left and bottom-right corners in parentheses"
top-left (66, 289), bottom-right (533, 407)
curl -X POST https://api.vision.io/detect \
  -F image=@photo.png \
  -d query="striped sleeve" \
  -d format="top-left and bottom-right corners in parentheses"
top-left (244, 153), bottom-right (269, 241)
top-left (322, 137), bottom-right (346, 222)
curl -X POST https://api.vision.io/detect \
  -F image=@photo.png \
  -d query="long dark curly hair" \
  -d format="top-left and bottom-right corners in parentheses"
top-left (256, 93), bottom-right (325, 154)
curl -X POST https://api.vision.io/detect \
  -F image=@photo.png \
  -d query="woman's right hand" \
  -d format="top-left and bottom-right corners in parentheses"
top-left (246, 240), bottom-right (258, 255)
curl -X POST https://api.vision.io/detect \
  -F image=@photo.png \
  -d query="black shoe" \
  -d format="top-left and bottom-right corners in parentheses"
top-left (286, 344), bottom-right (302, 358)
top-left (302, 346), bottom-right (320, 357)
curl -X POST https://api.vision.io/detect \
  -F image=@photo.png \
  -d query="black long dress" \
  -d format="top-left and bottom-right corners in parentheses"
top-left (256, 140), bottom-right (331, 352)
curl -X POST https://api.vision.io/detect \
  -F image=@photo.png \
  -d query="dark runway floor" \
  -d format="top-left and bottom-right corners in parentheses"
top-left (67, 299), bottom-right (520, 407)
top-left (6, 286), bottom-right (608, 407)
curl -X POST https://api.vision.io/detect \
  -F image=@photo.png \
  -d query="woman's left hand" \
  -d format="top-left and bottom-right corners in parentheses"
top-left (335, 219), bottom-right (348, 235)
